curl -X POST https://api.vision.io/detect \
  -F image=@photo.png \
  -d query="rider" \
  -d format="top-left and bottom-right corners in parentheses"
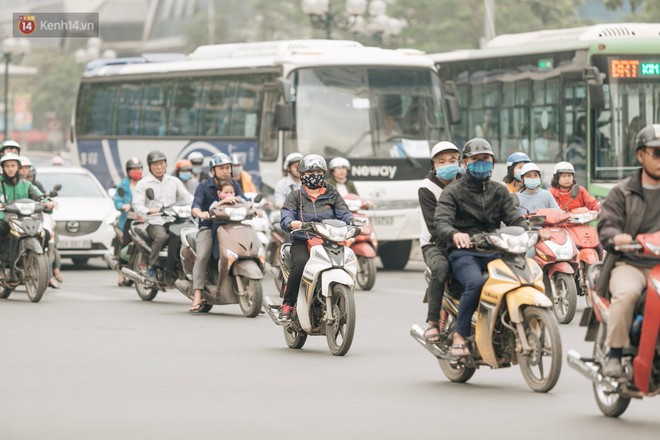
top-left (190, 152), bottom-right (246, 312)
top-left (188, 151), bottom-right (210, 181)
top-left (113, 157), bottom-right (143, 285)
top-left (326, 157), bottom-right (357, 197)
top-left (434, 138), bottom-right (526, 361)
top-left (419, 141), bottom-right (461, 342)
top-left (503, 152), bottom-right (531, 193)
top-left (549, 161), bottom-right (599, 212)
top-left (516, 162), bottom-right (559, 216)
top-left (278, 154), bottom-right (354, 321)
top-left (274, 152), bottom-right (303, 209)
top-left (174, 159), bottom-right (199, 194)
top-left (231, 153), bottom-right (257, 193)
top-left (0, 139), bottom-right (21, 158)
top-left (132, 150), bottom-right (193, 282)
top-left (597, 123), bottom-right (660, 378)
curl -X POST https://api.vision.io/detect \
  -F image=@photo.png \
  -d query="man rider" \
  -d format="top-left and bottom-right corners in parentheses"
top-left (190, 152), bottom-right (246, 311)
top-left (132, 150), bottom-right (193, 281)
top-left (598, 123), bottom-right (660, 377)
top-left (434, 138), bottom-right (526, 361)
top-left (274, 152), bottom-right (303, 209)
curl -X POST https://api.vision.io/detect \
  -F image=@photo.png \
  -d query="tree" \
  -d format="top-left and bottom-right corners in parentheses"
top-left (605, 0), bottom-right (660, 20)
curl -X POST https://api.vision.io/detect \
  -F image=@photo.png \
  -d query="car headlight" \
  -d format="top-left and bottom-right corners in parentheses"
top-left (225, 207), bottom-right (247, 221)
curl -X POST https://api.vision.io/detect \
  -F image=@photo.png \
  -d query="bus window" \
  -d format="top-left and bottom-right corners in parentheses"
top-left (531, 79), bottom-right (560, 161)
top-left (115, 83), bottom-right (143, 136)
top-left (140, 81), bottom-right (172, 136)
top-left (79, 83), bottom-right (117, 136)
top-left (561, 81), bottom-right (587, 186)
top-left (168, 80), bottom-right (203, 136)
top-left (259, 87), bottom-right (278, 161)
top-left (199, 78), bottom-right (230, 136)
top-left (228, 79), bottom-right (260, 138)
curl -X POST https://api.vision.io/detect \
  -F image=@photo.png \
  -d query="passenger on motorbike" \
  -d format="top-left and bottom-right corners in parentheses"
top-left (326, 157), bottom-right (358, 197)
top-left (434, 138), bottom-right (527, 361)
top-left (190, 153), bottom-right (246, 312)
top-left (274, 152), bottom-right (303, 209)
top-left (278, 154), bottom-right (354, 321)
top-left (516, 162), bottom-right (559, 216)
top-left (132, 150), bottom-right (193, 282)
top-left (188, 151), bottom-right (210, 181)
top-left (174, 159), bottom-right (199, 195)
top-left (0, 139), bottom-right (20, 158)
top-left (419, 141), bottom-right (461, 342)
top-left (114, 157), bottom-right (143, 284)
top-left (549, 161), bottom-right (599, 212)
top-left (231, 153), bottom-right (257, 194)
top-left (209, 179), bottom-right (246, 210)
top-left (597, 123), bottom-right (660, 378)
top-left (503, 152), bottom-right (531, 193)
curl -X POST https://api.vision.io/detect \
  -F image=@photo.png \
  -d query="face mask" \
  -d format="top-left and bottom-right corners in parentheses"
top-left (232, 166), bottom-right (243, 178)
top-left (435, 163), bottom-right (459, 181)
top-left (466, 160), bottom-right (492, 181)
top-left (128, 170), bottom-right (142, 181)
top-left (219, 191), bottom-right (235, 200)
top-left (179, 171), bottom-right (192, 182)
top-left (301, 173), bottom-right (325, 189)
top-left (524, 178), bottom-right (541, 190)
top-left (192, 165), bottom-right (203, 175)
top-left (514, 169), bottom-right (522, 182)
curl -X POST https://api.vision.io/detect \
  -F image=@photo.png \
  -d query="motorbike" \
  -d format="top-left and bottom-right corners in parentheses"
top-left (104, 187), bottom-right (138, 286)
top-left (411, 226), bottom-right (563, 393)
top-left (567, 230), bottom-right (660, 417)
top-left (121, 189), bottom-right (193, 301)
top-left (529, 208), bottom-right (580, 324)
top-left (566, 206), bottom-right (601, 301)
top-left (265, 210), bottom-right (287, 295)
top-left (0, 185), bottom-right (60, 302)
top-left (175, 197), bottom-right (265, 317)
top-left (344, 193), bottom-right (378, 291)
top-left (263, 219), bottom-right (362, 356)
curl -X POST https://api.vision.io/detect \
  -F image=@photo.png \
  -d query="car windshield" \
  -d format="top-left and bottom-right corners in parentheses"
top-left (37, 172), bottom-right (106, 197)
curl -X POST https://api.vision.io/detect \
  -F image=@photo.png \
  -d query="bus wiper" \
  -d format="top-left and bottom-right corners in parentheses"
top-left (394, 138), bottom-right (422, 168)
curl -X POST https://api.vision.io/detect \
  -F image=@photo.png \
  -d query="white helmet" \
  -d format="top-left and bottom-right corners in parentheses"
top-left (553, 161), bottom-right (575, 176)
top-left (19, 156), bottom-right (31, 167)
top-left (283, 152), bottom-right (303, 172)
top-left (430, 141), bottom-right (459, 159)
top-left (0, 153), bottom-right (22, 167)
top-left (187, 151), bottom-right (204, 165)
top-left (329, 157), bottom-right (351, 171)
top-left (520, 162), bottom-right (541, 177)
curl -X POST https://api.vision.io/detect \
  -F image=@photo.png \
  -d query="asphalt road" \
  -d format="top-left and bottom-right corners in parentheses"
top-left (1, 260), bottom-right (660, 440)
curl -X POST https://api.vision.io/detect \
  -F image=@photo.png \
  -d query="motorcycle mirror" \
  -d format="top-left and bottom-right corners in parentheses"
top-left (253, 194), bottom-right (263, 203)
top-left (48, 190), bottom-right (59, 198)
top-left (570, 184), bottom-right (580, 199)
top-left (146, 188), bottom-right (155, 200)
top-left (116, 187), bottom-right (126, 198)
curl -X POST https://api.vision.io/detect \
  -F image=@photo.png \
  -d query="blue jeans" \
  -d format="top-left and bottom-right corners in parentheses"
top-left (449, 250), bottom-right (498, 338)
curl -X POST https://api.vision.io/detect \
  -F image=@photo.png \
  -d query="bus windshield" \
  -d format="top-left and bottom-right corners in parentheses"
top-left (289, 67), bottom-right (446, 160)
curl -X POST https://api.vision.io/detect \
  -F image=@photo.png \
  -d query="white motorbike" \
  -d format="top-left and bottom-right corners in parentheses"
top-left (263, 219), bottom-right (362, 356)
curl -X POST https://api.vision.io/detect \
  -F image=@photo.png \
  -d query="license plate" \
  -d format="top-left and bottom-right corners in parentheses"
top-left (371, 216), bottom-right (393, 225)
top-left (58, 239), bottom-right (92, 249)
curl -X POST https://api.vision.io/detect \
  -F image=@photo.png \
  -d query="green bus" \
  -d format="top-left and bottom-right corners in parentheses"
top-left (430, 23), bottom-right (660, 196)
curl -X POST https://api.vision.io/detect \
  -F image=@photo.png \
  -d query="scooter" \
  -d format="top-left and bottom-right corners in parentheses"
top-left (104, 187), bottom-right (138, 286)
top-left (265, 210), bottom-right (287, 295)
top-left (529, 208), bottom-right (580, 324)
top-left (567, 206), bottom-right (601, 301)
top-left (175, 198), bottom-right (265, 317)
top-left (344, 193), bottom-right (378, 291)
top-left (411, 226), bottom-right (563, 393)
top-left (0, 185), bottom-right (60, 303)
top-left (263, 219), bottom-right (362, 356)
top-left (567, 230), bottom-right (660, 417)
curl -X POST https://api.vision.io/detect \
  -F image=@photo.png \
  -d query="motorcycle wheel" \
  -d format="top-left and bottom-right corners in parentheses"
top-left (24, 252), bottom-right (49, 303)
top-left (200, 304), bottom-right (213, 313)
top-left (356, 256), bottom-right (376, 291)
top-left (518, 307), bottom-right (562, 393)
top-left (133, 254), bottom-right (158, 301)
top-left (1, 287), bottom-right (12, 299)
top-left (325, 284), bottom-right (356, 356)
top-left (438, 314), bottom-right (476, 383)
top-left (550, 272), bottom-right (578, 324)
top-left (238, 277), bottom-right (263, 318)
top-left (592, 323), bottom-right (631, 417)
top-left (284, 321), bottom-right (307, 349)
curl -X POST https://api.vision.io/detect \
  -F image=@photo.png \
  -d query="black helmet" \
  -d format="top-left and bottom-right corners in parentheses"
top-left (636, 124), bottom-right (660, 149)
top-left (297, 154), bottom-right (327, 174)
top-left (146, 150), bottom-right (167, 165)
top-left (462, 138), bottom-right (494, 158)
top-left (125, 157), bottom-right (143, 172)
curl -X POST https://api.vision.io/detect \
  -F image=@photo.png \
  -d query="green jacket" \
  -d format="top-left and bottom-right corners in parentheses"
top-left (0, 178), bottom-right (44, 220)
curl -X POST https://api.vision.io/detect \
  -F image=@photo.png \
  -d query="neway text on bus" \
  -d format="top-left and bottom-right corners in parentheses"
top-left (352, 165), bottom-right (397, 179)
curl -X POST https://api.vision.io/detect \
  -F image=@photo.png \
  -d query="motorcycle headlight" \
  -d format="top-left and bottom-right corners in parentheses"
top-left (225, 207), bottom-right (247, 221)
top-left (313, 223), bottom-right (329, 237)
top-left (645, 241), bottom-right (660, 256)
top-left (345, 199), bottom-right (362, 212)
top-left (14, 202), bottom-right (35, 215)
top-left (173, 205), bottom-right (192, 218)
top-left (326, 224), bottom-right (350, 242)
top-left (226, 249), bottom-right (238, 267)
top-left (498, 233), bottom-right (532, 254)
top-left (10, 219), bottom-right (26, 234)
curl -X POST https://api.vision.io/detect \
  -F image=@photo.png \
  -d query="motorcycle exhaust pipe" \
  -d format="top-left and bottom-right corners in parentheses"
top-left (566, 349), bottom-right (600, 381)
top-left (121, 267), bottom-right (154, 287)
top-left (263, 296), bottom-right (285, 326)
top-left (174, 279), bottom-right (193, 300)
top-left (410, 324), bottom-right (450, 360)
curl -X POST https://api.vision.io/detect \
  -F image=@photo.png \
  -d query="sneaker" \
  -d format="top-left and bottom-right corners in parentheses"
top-left (278, 304), bottom-right (294, 321)
top-left (146, 267), bottom-right (157, 282)
top-left (602, 357), bottom-right (622, 378)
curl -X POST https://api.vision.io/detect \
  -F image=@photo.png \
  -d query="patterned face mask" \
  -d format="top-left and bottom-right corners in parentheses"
top-left (301, 173), bottom-right (325, 189)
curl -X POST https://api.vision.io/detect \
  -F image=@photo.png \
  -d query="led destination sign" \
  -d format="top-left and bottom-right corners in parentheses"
top-left (610, 59), bottom-right (660, 79)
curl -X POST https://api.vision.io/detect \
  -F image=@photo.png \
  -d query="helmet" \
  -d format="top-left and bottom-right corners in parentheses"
top-left (520, 162), bottom-right (541, 177)
top-left (1, 153), bottom-right (22, 167)
top-left (0, 139), bottom-right (21, 156)
top-left (283, 152), bottom-right (303, 172)
top-left (329, 157), bottom-right (351, 171)
top-left (430, 141), bottom-right (459, 159)
top-left (553, 161), bottom-right (575, 176)
top-left (174, 159), bottom-right (193, 172)
top-left (636, 124), bottom-right (660, 149)
top-left (297, 154), bottom-right (327, 174)
top-left (230, 153), bottom-right (243, 165)
top-left (125, 157), bottom-right (143, 172)
top-left (506, 152), bottom-right (531, 167)
top-left (187, 151), bottom-right (204, 165)
top-left (19, 156), bottom-right (31, 167)
top-left (146, 150), bottom-right (167, 165)
top-left (462, 138), bottom-right (494, 158)
top-left (51, 155), bottom-right (64, 166)
top-left (208, 152), bottom-right (231, 169)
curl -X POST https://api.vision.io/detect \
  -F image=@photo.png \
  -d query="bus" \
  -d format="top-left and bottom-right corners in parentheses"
top-left (429, 23), bottom-right (660, 196)
top-left (71, 40), bottom-right (457, 269)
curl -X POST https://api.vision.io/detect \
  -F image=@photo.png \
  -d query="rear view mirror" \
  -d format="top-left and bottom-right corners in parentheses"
top-left (253, 194), bottom-right (263, 203)
top-left (276, 103), bottom-right (293, 131)
top-left (53, 184), bottom-right (62, 191)
top-left (445, 95), bottom-right (461, 125)
top-left (146, 188), bottom-right (155, 200)
top-left (570, 184), bottom-right (580, 199)
top-left (584, 67), bottom-right (605, 111)
top-left (116, 187), bottom-right (125, 198)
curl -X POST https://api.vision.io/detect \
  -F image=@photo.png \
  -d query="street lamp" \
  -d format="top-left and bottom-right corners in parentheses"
top-left (301, 0), bottom-right (406, 42)
top-left (2, 38), bottom-right (30, 140)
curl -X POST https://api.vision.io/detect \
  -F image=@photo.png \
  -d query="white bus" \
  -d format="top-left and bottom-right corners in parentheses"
top-left (71, 40), bottom-right (457, 269)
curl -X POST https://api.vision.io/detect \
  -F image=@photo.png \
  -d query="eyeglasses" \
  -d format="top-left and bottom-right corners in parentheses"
top-left (643, 148), bottom-right (660, 159)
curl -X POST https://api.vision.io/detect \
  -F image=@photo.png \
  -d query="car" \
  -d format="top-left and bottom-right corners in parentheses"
top-left (36, 166), bottom-right (116, 266)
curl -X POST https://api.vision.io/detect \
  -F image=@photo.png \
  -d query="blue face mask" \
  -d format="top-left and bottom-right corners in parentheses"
top-left (435, 163), bottom-right (459, 181)
top-left (524, 178), bottom-right (541, 190)
top-left (514, 169), bottom-right (523, 182)
top-left (179, 171), bottom-right (192, 182)
top-left (466, 160), bottom-right (493, 181)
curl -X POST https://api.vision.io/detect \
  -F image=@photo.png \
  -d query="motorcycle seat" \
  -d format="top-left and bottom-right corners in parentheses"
top-left (133, 223), bottom-right (151, 242)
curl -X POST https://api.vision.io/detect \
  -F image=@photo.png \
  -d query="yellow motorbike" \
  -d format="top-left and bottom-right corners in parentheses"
top-left (411, 226), bottom-right (563, 392)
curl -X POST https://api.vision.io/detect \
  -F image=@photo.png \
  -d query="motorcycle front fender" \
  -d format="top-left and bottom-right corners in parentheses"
top-left (505, 286), bottom-right (552, 324)
top-left (547, 262), bottom-right (575, 277)
top-left (578, 248), bottom-right (600, 265)
top-left (350, 241), bottom-right (377, 258)
top-left (232, 259), bottom-right (263, 279)
top-left (320, 269), bottom-right (355, 297)
top-left (19, 237), bottom-right (44, 256)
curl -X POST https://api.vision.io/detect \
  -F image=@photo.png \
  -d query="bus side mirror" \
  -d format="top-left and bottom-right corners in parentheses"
top-left (584, 67), bottom-right (605, 111)
top-left (277, 78), bottom-right (293, 104)
top-left (276, 103), bottom-right (293, 131)
top-left (445, 95), bottom-right (461, 125)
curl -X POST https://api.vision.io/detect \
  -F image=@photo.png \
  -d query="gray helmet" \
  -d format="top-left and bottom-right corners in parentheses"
top-left (146, 150), bottom-right (167, 165)
top-left (125, 157), bottom-right (143, 172)
top-left (297, 154), bottom-right (327, 174)
top-left (636, 124), bottom-right (660, 149)
top-left (283, 152), bottom-right (303, 172)
top-left (462, 138), bottom-right (494, 158)
top-left (209, 152), bottom-right (231, 169)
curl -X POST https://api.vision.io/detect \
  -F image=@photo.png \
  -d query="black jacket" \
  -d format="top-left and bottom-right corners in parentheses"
top-left (419, 170), bottom-right (449, 248)
top-left (434, 172), bottom-right (526, 253)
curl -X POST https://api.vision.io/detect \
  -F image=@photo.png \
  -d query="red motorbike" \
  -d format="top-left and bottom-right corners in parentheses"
top-left (344, 194), bottom-right (378, 291)
top-left (566, 207), bottom-right (601, 301)
top-left (568, 230), bottom-right (660, 417)
top-left (529, 208), bottom-right (579, 324)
